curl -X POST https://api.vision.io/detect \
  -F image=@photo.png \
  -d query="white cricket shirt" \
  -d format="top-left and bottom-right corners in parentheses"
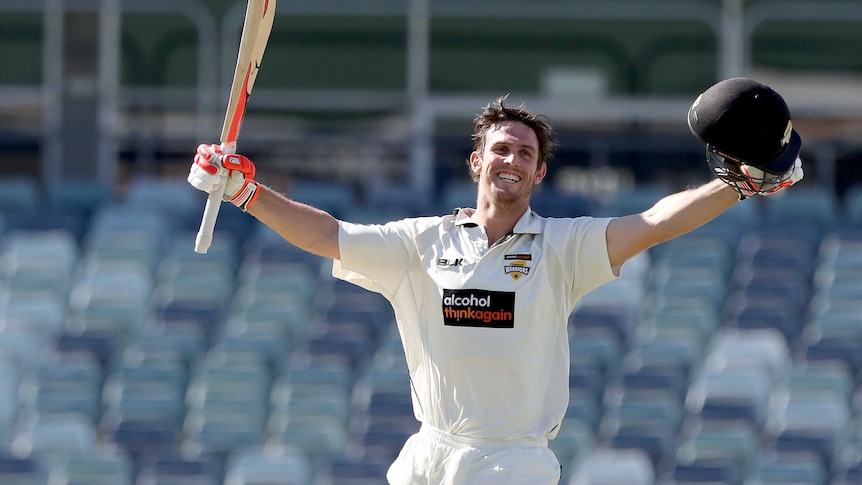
top-left (333, 208), bottom-right (616, 441)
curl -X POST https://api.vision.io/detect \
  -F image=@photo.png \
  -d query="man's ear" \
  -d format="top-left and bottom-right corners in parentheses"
top-left (534, 162), bottom-right (547, 185)
top-left (469, 152), bottom-right (482, 175)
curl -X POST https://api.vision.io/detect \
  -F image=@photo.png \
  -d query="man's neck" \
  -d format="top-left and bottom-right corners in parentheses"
top-left (473, 199), bottom-right (528, 245)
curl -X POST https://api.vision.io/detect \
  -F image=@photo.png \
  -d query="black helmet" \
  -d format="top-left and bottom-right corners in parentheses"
top-left (688, 77), bottom-right (801, 175)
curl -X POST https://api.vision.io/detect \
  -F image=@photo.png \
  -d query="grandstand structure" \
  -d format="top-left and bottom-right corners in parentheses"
top-left (1, 0), bottom-right (862, 484)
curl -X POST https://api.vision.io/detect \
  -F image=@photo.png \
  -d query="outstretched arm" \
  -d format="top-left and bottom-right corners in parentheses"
top-left (247, 185), bottom-right (340, 260)
top-left (605, 179), bottom-right (738, 272)
top-left (188, 143), bottom-right (341, 260)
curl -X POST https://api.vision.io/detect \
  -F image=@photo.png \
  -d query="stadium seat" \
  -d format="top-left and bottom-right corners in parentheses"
top-left (629, 333), bottom-right (703, 385)
top-left (567, 447), bottom-right (655, 485)
top-left (785, 360), bottom-right (854, 406)
top-left (530, 189), bottom-right (595, 218)
top-left (0, 452), bottom-right (47, 485)
top-left (748, 450), bottom-right (828, 485)
top-left (685, 365), bottom-right (774, 432)
top-left (350, 413), bottom-right (419, 461)
top-left (764, 394), bottom-right (851, 469)
top-left (125, 177), bottom-right (202, 223)
top-left (315, 454), bottom-right (390, 485)
top-left (18, 351), bottom-right (103, 422)
top-left (675, 419), bottom-right (759, 483)
top-left (667, 455), bottom-right (742, 485)
top-left (0, 177), bottom-right (39, 217)
top-left (46, 179), bottom-right (114, 220)
top-left (644, 304), bottom-right (720, 347)
top-left (569, 358), bottom-right (607, 405)
top-left (102, 351), bottom-right (188, 429)
top-left (103, 415), bottom-right (179, 459)
top-left (265, 413), bottom-right (348, 467)
top-left (134, 446), bottom-right (221, 485)
top-left (568, 327), bottom-right (623, 376)
top-left (48, 447), bottom-right (134, 485)
top-left (763, 187), bottom-right (839, 235)
top-left (131, 325), bottom-right (207, 367)
top-left (288, 180), bottom-right (356, 220)
top-left (0, 228), bottom-right (79, 301)
top-left (11, 412), bottom-right (98, 456)
top-left (0, 290), bottom-right (67, 336)
top-left (552, 418), bottom-right (595, 481)
top-left (618, 360), bottom-right (690, 403)
top-left (223, 445), bottom-right (313, 485)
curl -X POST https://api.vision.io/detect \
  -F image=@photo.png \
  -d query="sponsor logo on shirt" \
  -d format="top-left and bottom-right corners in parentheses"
top-left (437, 258), bottom-right (464, 267)
top-left (442, 289), bottom-right (515, 328)
top-left (504, 253), bottom-right (532, 280)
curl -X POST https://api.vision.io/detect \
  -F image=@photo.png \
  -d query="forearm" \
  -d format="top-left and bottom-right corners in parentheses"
top-left (246, 184), bottom-right (341, 260)
top-left (642, 178), bottom-right (739, 244)
top-left (607, 179), bottom-right (739, 268)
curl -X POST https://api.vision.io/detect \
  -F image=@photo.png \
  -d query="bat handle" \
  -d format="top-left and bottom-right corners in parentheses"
top-left (194, 187), bottom-right (225, 254)
top-left (194, 142), bottom-right (235, 254)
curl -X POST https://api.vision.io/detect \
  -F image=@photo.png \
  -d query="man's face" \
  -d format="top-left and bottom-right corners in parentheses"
top-left (470, 121), bottom-right (546, 205)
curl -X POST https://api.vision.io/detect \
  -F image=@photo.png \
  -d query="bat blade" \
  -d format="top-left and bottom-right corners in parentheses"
top-left (195, 0), bottom-right (276, 254)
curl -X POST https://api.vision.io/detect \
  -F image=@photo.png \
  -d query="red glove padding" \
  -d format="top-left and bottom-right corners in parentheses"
top-left (188, 143), bottom-right (260, 211)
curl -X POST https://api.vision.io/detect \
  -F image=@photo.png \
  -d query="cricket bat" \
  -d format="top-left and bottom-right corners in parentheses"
top-left (195, 0), bottom-right (276, 254)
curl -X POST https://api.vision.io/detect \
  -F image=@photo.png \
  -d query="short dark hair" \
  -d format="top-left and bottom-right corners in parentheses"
top-left (468, 95), bottom-right (558, 181)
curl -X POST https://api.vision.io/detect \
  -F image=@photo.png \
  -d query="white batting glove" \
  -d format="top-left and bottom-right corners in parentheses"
top-left (188, 143), bottom-right (260, 211)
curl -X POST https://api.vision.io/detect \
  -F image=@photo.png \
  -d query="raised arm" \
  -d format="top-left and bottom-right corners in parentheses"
top-left (246, 185), bottom-right (340, 259)
top-left (187, 143), bottom-right (341, 260)
top-left (605, 179), bottom-right (738, 271)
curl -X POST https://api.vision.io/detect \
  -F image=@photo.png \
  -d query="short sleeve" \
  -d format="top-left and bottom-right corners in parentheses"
top-left (332, 220), bottom-right (415, 298)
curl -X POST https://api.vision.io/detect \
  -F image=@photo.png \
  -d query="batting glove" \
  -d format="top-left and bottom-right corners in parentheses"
top-left (188, 143), bottom-right (260, 211)
top-left (712, 156), bottom-right (804, 201)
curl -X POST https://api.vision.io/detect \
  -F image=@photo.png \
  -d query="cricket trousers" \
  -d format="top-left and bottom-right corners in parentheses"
top-left (386, 424), bottom-right (562, 485)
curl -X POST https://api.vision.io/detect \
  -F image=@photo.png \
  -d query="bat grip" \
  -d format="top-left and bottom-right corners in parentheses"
top-left (194, 187), bottom-right (225, 254)
top-left (194, 142), bottom-right (235, 254)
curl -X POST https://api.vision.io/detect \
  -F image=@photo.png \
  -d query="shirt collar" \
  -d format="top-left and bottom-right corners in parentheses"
top-left (453, 207), bottom-right (542, 234)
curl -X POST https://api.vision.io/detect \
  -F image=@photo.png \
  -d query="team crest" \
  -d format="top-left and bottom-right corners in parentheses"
top-left (504, 253), bottom-right (532, 280)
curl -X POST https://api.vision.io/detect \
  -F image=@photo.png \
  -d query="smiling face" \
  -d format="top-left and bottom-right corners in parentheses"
top-left (470, 121), bottom-right (547, 211)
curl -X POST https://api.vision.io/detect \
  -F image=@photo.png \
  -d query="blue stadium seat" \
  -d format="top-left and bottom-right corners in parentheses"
top-left (0, 452), bottom-right (47, 485)
top-left (785, 360), bottom-right (854, 406)
top-left (11, 412), bottom-right (97, 456)
top-left (569, 359), bottom-right (607, 405)
top-left (704, 328), bottom-right (790, 382)
top-left (675, 419), bottom-right (759, 483)
top-left (668, 456), bottom-right (742, 485)
top-left (125, 177), bottom-right (202, 224)
top-left (102, 350), bottom-right (188, 430)
top-left (46, 179), bottom-right (114, 220)
top-left (288, 180), bottom-right (356, 220)
top-left (568, 327), bottom-right (623, 376)
top-left (567, 447), bottom-right (655, 485)
top-left (763, 187), bottom-right (840, 235)
top-left (685, 366), bottom-right (774, 432)
top-left (47, 447), bottom-right (134, 485)
top-left (18, 351), bottom-right (103, 422)
top-left (350, 413), bottom-right (418, 461)
top-left (315, 455), bottom-right (390, 485)
top-left (764, 394), bottom-right (851, 469)
top-left (103, 415), bottom-right (179, 459)
top-left (223, 445), bottom-right (313, 485)
top-left (134, 446), bottom-right (220, 485)
top-left (4, 207), bottom-right (87, 242)
top-left (265, 414), bottom-right (348, 468)
top-left (0, 177), bottom-right (39, 217)
top-left (748, 450), bottom-right (828, 485)
top-left (530, 188), bottom-right (595, 218)
top-left (552, 418), bottom-right (595, 478)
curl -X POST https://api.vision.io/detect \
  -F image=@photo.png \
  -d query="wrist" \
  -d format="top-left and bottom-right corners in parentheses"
top-left (228, 179), bottom-right (260, 211)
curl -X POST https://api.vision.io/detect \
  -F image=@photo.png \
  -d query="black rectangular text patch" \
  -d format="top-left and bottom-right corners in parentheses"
top-left (442, 289), bottom-right (516, 328)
